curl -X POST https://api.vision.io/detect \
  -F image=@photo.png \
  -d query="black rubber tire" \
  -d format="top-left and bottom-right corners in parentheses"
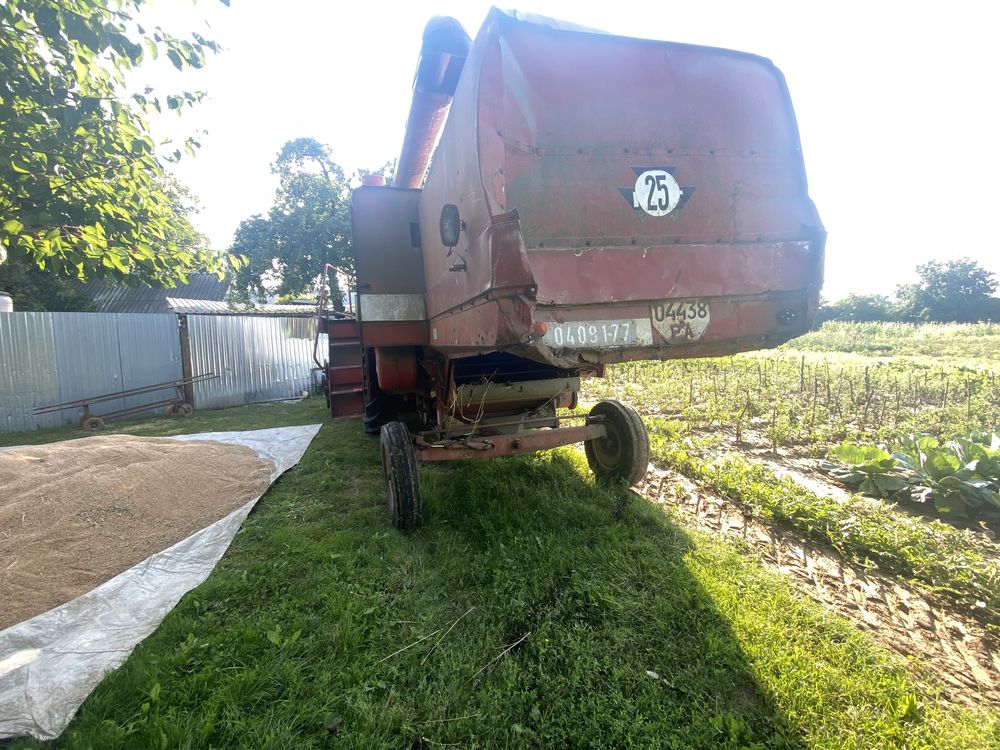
top-left (380, 421), bottom-right (422, 529)
top-left (584, 399), bottom-right (649, 486)
top-left (178, 403), bottom-right (194, 417)
top-left (81, 415), bottom-right (105, 431)
top-left (363, 348), bottom-right (395, 436)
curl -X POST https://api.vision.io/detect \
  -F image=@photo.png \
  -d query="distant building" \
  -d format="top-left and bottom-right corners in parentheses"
top-left (80, 273), bottom-right (229, 314)
top-left (78, 275), bottom-right (317, 317)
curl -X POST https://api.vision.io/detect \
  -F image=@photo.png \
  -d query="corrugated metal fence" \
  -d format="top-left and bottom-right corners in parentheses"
top-left (0, 312), bottom-right (324, 434)
top-left (188, 316), bottom-right (323, 410)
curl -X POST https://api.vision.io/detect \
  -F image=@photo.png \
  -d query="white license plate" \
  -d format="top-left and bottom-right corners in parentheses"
top-left (542, 319), bottom-right (652, 349)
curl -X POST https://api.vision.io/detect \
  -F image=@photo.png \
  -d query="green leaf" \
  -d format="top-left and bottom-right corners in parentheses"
top-left (2, 219), bottom-right (24, 234)
top-left (166, 48), bottom-right (184, 70)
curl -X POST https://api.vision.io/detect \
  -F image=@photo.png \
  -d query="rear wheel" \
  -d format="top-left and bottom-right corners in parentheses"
top-left (585, 399), bottom-right (649, 486)
top-left (380, 421), bottom-right (422, 529)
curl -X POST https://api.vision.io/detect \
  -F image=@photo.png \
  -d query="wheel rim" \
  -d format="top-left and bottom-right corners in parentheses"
top-left (591, 423), bottom-right (624, 472)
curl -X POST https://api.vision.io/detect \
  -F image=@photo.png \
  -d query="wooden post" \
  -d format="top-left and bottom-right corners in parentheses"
top-left (177, 314), bottom-right (195, 406)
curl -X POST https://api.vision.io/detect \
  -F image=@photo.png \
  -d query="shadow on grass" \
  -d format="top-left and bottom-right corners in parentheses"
top-left (7, 415), bottom-right (968, 748)
top-left (413, 451), bottom-right (805, 748)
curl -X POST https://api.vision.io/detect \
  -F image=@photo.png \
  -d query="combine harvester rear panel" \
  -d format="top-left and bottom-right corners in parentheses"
top-left (321, 9), bottom-right (824, 528)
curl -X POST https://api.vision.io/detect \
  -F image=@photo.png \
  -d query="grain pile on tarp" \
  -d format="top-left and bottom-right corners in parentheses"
top-left (0, 424), bottom-right (321, 742)
top-left (0, 435), bottom-right (274, 630)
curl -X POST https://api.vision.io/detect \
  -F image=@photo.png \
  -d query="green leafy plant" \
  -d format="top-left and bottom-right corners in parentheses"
top-left (820, 432), bottom-right (1000, 518)
top-left (892, 434), bottom-right (1000, 516)
top-left (819, 443), bottom-right (911, 499)
top-left (0, 0), bottom-right (238, 284)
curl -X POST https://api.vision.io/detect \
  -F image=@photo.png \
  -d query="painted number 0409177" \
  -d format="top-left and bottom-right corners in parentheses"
top-left (551, 321), bottom-right (631, 347)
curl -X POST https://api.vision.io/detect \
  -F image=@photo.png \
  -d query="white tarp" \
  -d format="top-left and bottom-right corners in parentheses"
top-left (0, 424), bottom-right (322, 741)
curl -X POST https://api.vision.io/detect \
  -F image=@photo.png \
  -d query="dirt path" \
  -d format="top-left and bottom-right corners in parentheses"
top-left (637, 466), bottom-right (1000, 709)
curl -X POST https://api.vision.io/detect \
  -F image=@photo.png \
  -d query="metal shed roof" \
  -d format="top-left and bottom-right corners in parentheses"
top-left (79, 274), bottom-right (229, 313)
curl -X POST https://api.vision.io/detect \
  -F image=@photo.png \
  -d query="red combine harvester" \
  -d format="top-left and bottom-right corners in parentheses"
top-left (320, 9), bottom-right (824, 528)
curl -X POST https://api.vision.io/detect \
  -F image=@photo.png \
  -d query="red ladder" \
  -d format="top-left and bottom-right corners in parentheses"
top-left (326, 318), bottom-right (365, 419)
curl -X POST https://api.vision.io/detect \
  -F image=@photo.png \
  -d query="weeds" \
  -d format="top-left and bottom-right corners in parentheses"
top-left (587, 354), bottom-right (1000, 453)
top-left (646, 417), bottom-right (1000, 618)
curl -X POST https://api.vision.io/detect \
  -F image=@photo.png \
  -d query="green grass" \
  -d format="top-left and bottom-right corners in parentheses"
top-left (0, 399), bottom-right (319, 448)
top-left (645, 418), bottom-right (1000, 619)
top-left (3, 402), bottom-right (997, 748)
top-left (788, 322), bottom-right (1000, 364)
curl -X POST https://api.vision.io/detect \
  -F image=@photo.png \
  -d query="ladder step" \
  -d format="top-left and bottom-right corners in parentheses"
top-left (328, 385), bottom-right (364, 396)
top-left (328, 364), bottom-right (363, 386)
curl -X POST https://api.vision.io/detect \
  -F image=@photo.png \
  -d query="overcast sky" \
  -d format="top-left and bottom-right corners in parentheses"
top-left (141, 0), bottom-right (999, 302)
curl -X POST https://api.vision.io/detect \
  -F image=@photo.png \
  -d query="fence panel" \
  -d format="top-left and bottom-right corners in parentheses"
top-left (187, 315), bottom-right (323, 410)
top-left (114, 315), bottom-right (183, 412)
top-left (0, 313), bottom-right (61, 432)
top-left (0, 312), bottom-right (321, 434)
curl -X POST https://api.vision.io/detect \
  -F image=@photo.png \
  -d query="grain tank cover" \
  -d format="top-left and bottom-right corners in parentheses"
top-left (418, 9), bottom-right (824, 363)
top-left (424, 7), bottom-right (822, 249)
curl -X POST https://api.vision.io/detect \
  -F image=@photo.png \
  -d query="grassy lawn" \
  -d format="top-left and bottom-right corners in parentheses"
top-left (3, 400), bottom-right (996, 748)
top-left (786, 322), bottom-right (1000, 366)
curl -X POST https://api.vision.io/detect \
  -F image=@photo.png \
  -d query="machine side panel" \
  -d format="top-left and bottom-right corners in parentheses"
top-left (352, 186), bottom-right (426, 296)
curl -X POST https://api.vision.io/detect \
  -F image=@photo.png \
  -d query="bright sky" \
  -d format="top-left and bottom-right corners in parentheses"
top-left (142, 0), bottom-right (999, 302)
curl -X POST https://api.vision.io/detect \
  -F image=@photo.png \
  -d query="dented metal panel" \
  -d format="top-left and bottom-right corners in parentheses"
top-left (411, 8), bottom-right (823, 366)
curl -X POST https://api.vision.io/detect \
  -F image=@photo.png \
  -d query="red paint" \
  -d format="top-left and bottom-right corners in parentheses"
top-left (415, 422), bottom-right (606, 461)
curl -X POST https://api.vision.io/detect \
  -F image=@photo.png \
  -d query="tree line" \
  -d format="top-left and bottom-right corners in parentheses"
top-left (818, 258), bottom-right (1000, 324)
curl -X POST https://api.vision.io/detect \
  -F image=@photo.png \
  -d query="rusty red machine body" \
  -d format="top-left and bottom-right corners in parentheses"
top-left (320, 9), bottom-right (823, 527)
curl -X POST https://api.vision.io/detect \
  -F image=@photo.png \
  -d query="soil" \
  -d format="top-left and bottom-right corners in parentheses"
top-left (637, 466), bottom-right (1000, 710)
top-left (0, 435), bottom-right (274, 630)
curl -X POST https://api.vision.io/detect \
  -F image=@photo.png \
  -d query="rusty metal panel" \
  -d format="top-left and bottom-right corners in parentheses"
top-left (352, 186), bottom-right (426, 297)
top-left (488, 19), bottom-right (821, 248)
top-left (415, 422), bottom-right (605, 461)
top-left (412, 9), bottom-right (823, 366)
top-left (187, 315), bottom-right (322, 409)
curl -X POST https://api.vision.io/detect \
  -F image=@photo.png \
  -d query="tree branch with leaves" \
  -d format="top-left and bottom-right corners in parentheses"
top-left (0, 0), bottom-right (239, 285)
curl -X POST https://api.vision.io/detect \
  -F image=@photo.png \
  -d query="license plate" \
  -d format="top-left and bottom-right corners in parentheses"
top-left (542, 319), bottom-right (652, 349)
top-left (650, 298), bottom-right (711, 343)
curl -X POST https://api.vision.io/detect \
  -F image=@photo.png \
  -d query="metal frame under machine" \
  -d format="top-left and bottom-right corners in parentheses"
top-left (318, 10), bottom-right (825, 528)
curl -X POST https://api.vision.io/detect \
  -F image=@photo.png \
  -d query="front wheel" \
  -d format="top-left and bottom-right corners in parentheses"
top-left (584, 400), bottom-right (649, 486)
top-left (81, 415), bottom-right (105, 432)
top-left (380, 421), bottom-right (422, 529)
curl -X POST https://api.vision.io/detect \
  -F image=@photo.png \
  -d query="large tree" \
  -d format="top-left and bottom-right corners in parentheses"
top-left (228, 138), bottom-right (352, 305)
top-left (894, 258), bottom-right (1000, 323)
top-left (0, 0), bottom-right (233, 284)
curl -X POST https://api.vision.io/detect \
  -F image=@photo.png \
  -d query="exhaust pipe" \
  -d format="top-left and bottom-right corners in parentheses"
top-left (393, 16), bottom-right (471, 189)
